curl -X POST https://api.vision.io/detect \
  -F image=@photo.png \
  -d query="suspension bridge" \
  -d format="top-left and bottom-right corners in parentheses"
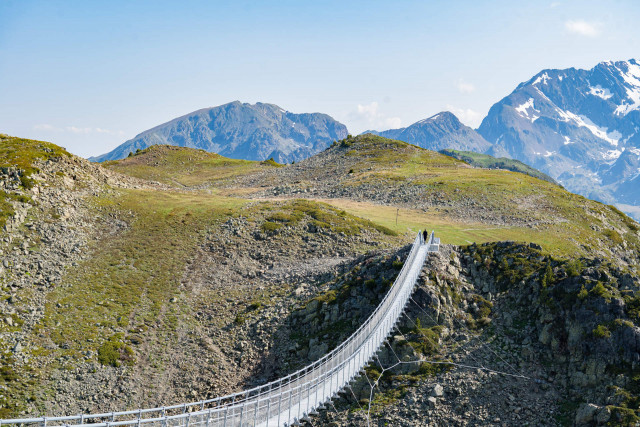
top-left (1, 231), bottom-right (440, 427)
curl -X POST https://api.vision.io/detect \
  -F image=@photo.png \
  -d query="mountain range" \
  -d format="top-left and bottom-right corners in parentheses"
top-left (90, 101), bottom-right (347, 164)
top-left (477, 59), bottom-right (640, 217)
top-left (91, 59), bottom-right (640, 220)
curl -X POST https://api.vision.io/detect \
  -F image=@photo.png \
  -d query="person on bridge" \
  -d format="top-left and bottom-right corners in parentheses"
top-left (422, 229), bottom-right (428, 242)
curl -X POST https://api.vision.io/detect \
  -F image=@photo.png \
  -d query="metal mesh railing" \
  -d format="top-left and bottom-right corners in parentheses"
top-left (1, 231), bottom-right (438, 427)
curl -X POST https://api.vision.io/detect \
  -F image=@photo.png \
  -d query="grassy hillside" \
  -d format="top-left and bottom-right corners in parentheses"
top-left (106, 135), bottom-right (639, 261)
top-left (439, 148), bottom-right (557, 184)
top-left (0, 138), bottom-right (405, 415)
top-left (103, 145), bottom-right (280, 187)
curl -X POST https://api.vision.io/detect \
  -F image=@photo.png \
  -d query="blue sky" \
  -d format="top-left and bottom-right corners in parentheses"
top-left (1, 0), bottom-right (639, 157)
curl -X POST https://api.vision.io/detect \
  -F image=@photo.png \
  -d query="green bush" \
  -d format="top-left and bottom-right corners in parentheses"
top-left (565, 259), bottom-right (583, 277)
top-left (540, 263), bottom-right (554, 288)
top-left (234, 314), bottom-right (245, 325)
top-left (247, 301), bottom-right (262, 311)
top-left (590, 282), bottom-right (613, 299)
top-left (472, 294), bottom-right (493, 319)
top-left (97, 335), bottom-right (135, 367)
top-left (261, 221), bottom-right (283, 233)
top-left (19, 175), bottom-right (35, 190)
top-left (260, 157), bottom-right (282, 167)
top-left (592, 324), bottom-right (611, 339)
top-left (604, 229), bottom-right (624, 245)
top-left (577, 285), bottom-right (588, 300)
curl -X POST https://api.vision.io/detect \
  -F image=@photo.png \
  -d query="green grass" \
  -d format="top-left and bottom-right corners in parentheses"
top-left (320, 135), bottom-right (640, 258)
top-left (103, 145), bottom-right (271, 186)
top-left (0, 134), bottom-right (71, 176)
top-left (0, 135), bottom-right (68, 228)
top-left (38, 189), bottom-right (248, 357)
top-left (100, 135), bottom-right (640, 259)
top-left (260, 199), bottom-right (398, 237)
top-left (35, 192), bottom-right (398, 370)
top-left (440, 148), bottom-right (557, 184)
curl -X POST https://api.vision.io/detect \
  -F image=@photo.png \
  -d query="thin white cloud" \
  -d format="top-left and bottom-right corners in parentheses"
top-left (348, 101), bottom-right (402, 132)
top-left (66, 126), bottom-right (93, 134)
top-left (456, 79), bottom-right (475, 94)
top-left (34, 124), bottom-right (61, 131)
top-left (96, 128), bottom-right (125, 136)
top-left (446, 105), bottom-right (482, 128)
top-left (34, 124), bottom-right (123, 135)
top-left (565, 20), bottom-right (601, 37)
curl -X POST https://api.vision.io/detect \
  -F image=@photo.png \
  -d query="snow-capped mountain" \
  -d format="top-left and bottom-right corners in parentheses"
top-left (90, 101), bottom-right (348, 163)
top-left (364, 111), bottom-right (491, 153)
top-left (477, 59), bottom-right (640, 214)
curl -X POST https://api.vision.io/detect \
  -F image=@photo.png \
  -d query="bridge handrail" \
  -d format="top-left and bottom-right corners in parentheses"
top-left (1, 231), bottom-right (436, 427)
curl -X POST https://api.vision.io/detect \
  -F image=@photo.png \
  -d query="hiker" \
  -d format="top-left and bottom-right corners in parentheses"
top-left (422, 230), bottom-right (428, 242)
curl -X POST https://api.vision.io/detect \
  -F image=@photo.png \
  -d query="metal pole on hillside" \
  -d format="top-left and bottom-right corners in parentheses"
top-left (396, 208), bottom-right (399, 227)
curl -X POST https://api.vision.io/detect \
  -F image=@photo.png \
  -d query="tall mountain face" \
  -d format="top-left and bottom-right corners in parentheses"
top-left (365, 111), bottom-right (492, 153)
top-left (477, 59), bottom-right (640, 213)
top-left (90, 101), bottom-right (348, 164)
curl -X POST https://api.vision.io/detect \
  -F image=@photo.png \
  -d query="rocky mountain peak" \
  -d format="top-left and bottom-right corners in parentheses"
top-left (90, 101), bottom-right (348, 164)
top-left (363, 111), bottom-right (491, 153)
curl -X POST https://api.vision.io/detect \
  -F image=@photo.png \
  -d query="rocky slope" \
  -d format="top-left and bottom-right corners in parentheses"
top-left (3, 134), bottom-right (640, 425)
top-left (294, 241), bottom-right (640, 426)
top-left (90, 101), bottom-right (348, 164)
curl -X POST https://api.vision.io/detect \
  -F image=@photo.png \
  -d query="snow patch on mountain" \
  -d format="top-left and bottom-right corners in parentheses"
top-left (614, 61), bottom-right (640, 116)
top-left (555, 108), bottom-right (620, 145)
top-left (533, 72), bottom-right (551, 86)
top-left (603, 149), bottom-right (623, 161)
top-left (588, 85), bottom-right (613, 100)
top-left (416, 113), bottom-right (442, 124)
top-left (515, 98), bottom-right (539, 123)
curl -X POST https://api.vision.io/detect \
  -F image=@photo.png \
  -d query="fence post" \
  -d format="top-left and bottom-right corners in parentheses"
top-left (287, 389), bottom-right (292, 426)
top-left (266, 397), bottom-right (271, 425)
top-left (296, 386), bottom-right (301, 424)
top-left (222, 405), bottom-right (229, 427)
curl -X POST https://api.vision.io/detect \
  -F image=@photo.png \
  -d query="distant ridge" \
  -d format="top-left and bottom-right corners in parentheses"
top-left (90, 101), bottom-right (348, 163)
top-left (362, 111), bottom-right (491, 153)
